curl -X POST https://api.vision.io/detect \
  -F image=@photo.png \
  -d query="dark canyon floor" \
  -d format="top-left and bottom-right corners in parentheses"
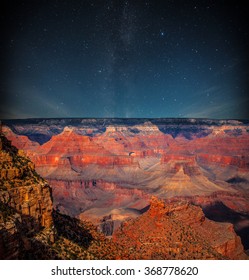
top-left (1, 118), bottom-right (249, 259)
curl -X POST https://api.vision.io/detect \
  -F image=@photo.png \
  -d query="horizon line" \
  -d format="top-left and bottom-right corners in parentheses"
top-left (1, 116), bottom-right (248, 121)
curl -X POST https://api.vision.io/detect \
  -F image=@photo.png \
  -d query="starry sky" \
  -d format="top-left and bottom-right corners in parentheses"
top-left (1, 0), bottom-right (249, 119)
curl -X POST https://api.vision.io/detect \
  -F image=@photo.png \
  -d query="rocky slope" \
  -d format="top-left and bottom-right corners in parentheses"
top-left (113, 197), bottom-right (247, 259)
top-left (0, 132), bottom-right (118, 259)
top-left (2, 118), bottom-right (249, 252)
top-left (0, 133), bottom-right (247, 259)
top-left (0, 133), bottom-right (55, 259)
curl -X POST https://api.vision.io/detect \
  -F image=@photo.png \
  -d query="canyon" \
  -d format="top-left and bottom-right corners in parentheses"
top-left (1, 118), bottom-right (249, 258)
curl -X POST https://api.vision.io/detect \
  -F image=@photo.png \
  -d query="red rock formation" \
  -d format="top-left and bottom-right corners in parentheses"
top-left (113, 197), bottom-right (248, 259)
top-left (167, 191), bottom-right (249, 213)
top-left (0, 134), bottom-right (55, 259)
top-left (2, 120), bottom-right (249, 254)
top-left (49, 178), bottom-right (149, 220)
top-left (2, 126), bottom-right (39, 151)
top-left (197, 153), bottom-right (249, 169)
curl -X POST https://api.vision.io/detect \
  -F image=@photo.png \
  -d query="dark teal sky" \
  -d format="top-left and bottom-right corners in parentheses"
top-left (1, 0), bottom-right (249, 119)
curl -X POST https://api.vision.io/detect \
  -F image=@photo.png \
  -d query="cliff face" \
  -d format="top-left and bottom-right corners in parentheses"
top-left (0, 133), bottom-right (120, 260)
top-left (0, 203), bottom-right (21, 259)
top-left (0, 130), bottom-right (248, 259)
top-left (49, 178), bottom-right (149, 235)
top-left (113, 197), bottom-right (248, 260)
top-left (2, 118), bottom-right (249, 256)
top-left (3, 119), bottom-right (249, 189)
top-left (0, 134), bottom-right (54, 259)
top-left (166, 198), bottom-right (246, 259)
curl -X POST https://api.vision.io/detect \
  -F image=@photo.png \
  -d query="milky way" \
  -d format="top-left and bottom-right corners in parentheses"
top-left (0, 0), bottom-right (248, 119)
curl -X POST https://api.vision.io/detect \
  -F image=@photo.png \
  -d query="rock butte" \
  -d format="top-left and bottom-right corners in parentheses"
top-left (0, 134), bottom-right (248, 259)
top-left (1, 118), bottom-right (249, 257)
top-left (113, 196), bottom-right (247, 259)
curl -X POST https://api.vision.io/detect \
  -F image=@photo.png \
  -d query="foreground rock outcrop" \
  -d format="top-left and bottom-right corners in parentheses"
top-left (113, 197), bottom-right (248, 259)
top-left (0, 133), bottom-right (55, 259)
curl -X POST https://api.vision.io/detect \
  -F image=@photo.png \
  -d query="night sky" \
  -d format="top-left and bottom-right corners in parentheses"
top-left (1, 0), bottom-right (249, 119)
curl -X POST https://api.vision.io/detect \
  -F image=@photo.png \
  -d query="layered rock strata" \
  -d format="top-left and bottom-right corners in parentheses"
top-left (0, 134), bottom-right (54, 259)
top-left (113, 197), bottom-right (248, 259)
top-left (2, 118), bottom-right (249, 253)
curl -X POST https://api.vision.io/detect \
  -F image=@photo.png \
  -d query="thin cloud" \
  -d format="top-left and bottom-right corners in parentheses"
top-left (0, 87), bottom-right (71, 118)
top-left (184, 104), bottom-right (229, 119)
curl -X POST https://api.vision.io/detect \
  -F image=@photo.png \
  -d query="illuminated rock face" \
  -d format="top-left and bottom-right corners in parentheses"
top-left (0, 134), bottom-right (54, 259)
top-left (2, 118), bottom-right (249, 253)
top-left (113, 197), bottom-right (248, 259)
top-left (0, 135), bottom-right (53, 229)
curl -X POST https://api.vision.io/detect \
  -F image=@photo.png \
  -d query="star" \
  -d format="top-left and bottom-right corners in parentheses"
top-left (1, 1), bottom-right (248, 119)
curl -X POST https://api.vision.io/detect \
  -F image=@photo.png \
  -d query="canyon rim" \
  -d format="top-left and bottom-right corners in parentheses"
top-left (0, 118), bottom-right (249, 259)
